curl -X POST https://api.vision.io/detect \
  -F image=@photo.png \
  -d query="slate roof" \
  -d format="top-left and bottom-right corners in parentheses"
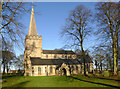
top-left (30, 57), bottom-right (92, 65)
top-left (42, 50), bottom-right (76, 54)
top-left (30, 57), bottom-right (81, 65)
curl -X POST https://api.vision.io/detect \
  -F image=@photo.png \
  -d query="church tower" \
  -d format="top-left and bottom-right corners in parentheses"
top-left (24, 5), bottom-right (42, 58)
top-left (24, 5), bottom-right (42, 76)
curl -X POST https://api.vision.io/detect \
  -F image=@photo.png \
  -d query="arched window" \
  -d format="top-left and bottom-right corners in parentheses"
top-left (87, 64), bottom-right (89, 71)
top-left (62, 55), bottom-right (64, 58)
top-left (54, 55), bottom-right (57, 59)
top-left (68, 55), bottom-right (72, 59)
top-left (76, 66), bottom-right (78, 72)
top-left (46, 55), bottom-right (48, 58)
top-left (38, 67), bottom-right (41, 75)
top-left (50, 67), bottom-right (52, 73)
top-left (45, 67), bottom-right (47, 73)
top-left (65, 55), bottom-right (67, 59)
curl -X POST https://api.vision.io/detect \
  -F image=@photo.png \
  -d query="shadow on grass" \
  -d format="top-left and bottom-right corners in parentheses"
top-left (11, 80), bottom-right (30, 87)
top-left (68, 76), bottom-right (120, 88)
top-left (93, 77), bottom-right (120, 82)
top-left (2, 75), bottom-right (23, 79)
top-left (85, 75), bottom-right (120, 82)
top-left (2, 81), bottom-right (30, 89)
top-left (2, 75), bottom-right (16, 79)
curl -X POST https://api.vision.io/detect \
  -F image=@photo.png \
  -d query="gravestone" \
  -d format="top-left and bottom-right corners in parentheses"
top-left (103, 71), bottom-right (109, 77)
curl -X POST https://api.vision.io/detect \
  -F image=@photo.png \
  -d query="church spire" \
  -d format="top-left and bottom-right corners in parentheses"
top-left (28, 5), bottom-right (38, 36)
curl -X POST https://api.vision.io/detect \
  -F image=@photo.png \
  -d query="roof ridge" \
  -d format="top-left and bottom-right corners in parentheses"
top-left (43, 49), bottom-right (74, 51)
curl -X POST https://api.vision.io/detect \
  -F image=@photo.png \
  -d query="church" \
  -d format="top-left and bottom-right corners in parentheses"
top-left (24, 6), bottom-right (93, 76)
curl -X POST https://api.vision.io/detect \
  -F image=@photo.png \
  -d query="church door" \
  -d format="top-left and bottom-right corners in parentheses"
top-left (62, 68), bottom-right (66, 75)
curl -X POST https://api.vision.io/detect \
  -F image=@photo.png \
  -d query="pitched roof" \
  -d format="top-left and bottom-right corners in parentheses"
top-left (28, 5), bottom-right (38, 36)
top-left (30, 57), bottom-right (92, 65)
top-left (30, 57), bottom-right (81, 65)
top-left (42, 50), bottom-right (76, 54)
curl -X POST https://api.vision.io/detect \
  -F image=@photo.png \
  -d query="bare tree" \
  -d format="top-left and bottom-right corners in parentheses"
top-left (2, 50), bottom-right (16, 75)
top-left (1, 2), bottom-right (24, 39)
top-left (95, 2), bottom-right (119, 75)
top-left (0, 2), bottom-right (34, 53)
top-left (16, 54), bottom-right (24, 70)
top-left (0, 2), bottom-right (31, 75)
top-left (95, 54), bottom-right (104, 73)
top-left (106, 53), bottom-right (112, 71)
top-left (61, 5), bottom-right (92, 75)
top-left (93, 46), bottom-right (106, 73)
top-left (1, 36), bottom-right (17, 75)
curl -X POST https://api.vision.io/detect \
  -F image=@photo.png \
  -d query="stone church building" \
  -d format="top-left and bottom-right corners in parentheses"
top-left (24, 6), bottom-right (93, 76)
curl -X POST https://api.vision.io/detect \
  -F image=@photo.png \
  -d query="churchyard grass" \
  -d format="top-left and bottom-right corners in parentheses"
top-left (2, 75), bottom-right (120, 88)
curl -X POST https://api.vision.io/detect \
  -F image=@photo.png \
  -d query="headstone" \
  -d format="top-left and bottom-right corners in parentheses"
top-left (86, 71), bottom-right (88, 74)
top-left (103, 71), bottom-right (109, 77)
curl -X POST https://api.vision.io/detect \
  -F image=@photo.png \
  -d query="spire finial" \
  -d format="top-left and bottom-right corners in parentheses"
top-left (31, 3), bottom-right (34, 14)
top-left (28, 4), bottom-right (38, 36)
top-left (32, 2), bottom-right (33, 8)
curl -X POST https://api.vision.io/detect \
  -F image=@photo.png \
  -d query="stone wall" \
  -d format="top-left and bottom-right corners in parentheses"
top-left (25, 35), bottom-right (42, 58)
top-left (32, 65), bottom-right (56, 76)
top-left (24, 57), bottom-right (32, 76)
top-left (30, 64), bottom-right (88, 76)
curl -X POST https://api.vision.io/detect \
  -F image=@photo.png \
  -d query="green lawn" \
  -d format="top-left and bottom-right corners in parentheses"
top-left (2, 75), bottom-right (120, 88)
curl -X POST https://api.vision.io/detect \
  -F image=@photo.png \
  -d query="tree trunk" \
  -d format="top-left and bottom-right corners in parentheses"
top-left (3, 62), bottom-right (5, 75)
top-left (96, 65), bottom-right (97, 72)
top-left (109, 58), bottom-right (112, 71)
top-left (6, 65), bottom-right (9, 74)
top-left (116, 29), bottom-right (119, 74)
top-left (100, 58), bottom-right (101, 71)
top-left (113, 45), bottom-right (117, 75)
top-left (112, 36), bottom-right (117, 75)
top-left (107, 61), bottom-right (108, 71)
top-left (81, 42), bottom-right (86, 75)
top-left (95, 60), bottom-right (98, 72)
top-left (101, 63), bottom-right (102, 72)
